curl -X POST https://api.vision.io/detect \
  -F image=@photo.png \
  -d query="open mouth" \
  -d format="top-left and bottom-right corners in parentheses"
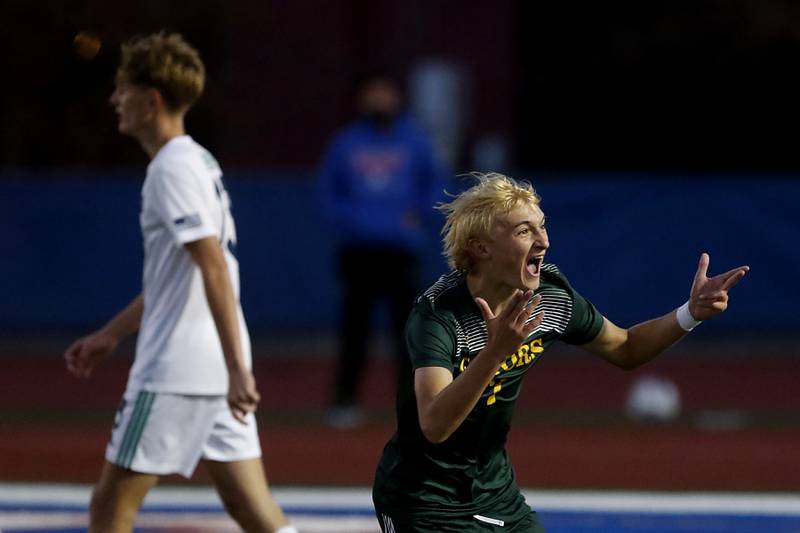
top-left (526, 255), bottom-right (544, 277)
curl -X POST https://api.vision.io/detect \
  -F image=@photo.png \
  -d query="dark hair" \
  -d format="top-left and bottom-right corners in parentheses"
top-left (116, 32), bottom-right (205, 112)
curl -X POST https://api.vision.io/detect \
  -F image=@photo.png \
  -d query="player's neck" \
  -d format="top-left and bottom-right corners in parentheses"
top-left (466, 272), bottom-right (518, 316)
top-left (139, 114), bottom-right (186, 159)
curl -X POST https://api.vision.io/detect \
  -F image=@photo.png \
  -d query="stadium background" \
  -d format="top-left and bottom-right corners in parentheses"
top-left (1, 0), bottom-right (799, 529)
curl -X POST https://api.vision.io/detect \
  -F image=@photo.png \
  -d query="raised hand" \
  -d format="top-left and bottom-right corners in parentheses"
top-left (475, 290), bottom-right (544, 361)
top-left (688, 253), bottom-right (749, 321)
top-left (227, 368), bottom-right (261, 424)
top-left (64, 330), bottom-right (119, 378)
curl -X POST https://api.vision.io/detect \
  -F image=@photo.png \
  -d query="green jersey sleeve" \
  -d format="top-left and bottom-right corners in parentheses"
top-left (560, 276), bottom-right (605, 345)
top-left (404, 301), bottom-right (457, 371)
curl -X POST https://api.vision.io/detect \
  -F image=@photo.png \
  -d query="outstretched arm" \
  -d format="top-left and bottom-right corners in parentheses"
top-left (416, 291), bottom-right (543, 443)
top-left (583, 253), bottom-right (748, 369)
top-left (64, 294), bottom-right (143, 378)
top-left (185, 236), bottom-right (259, 423)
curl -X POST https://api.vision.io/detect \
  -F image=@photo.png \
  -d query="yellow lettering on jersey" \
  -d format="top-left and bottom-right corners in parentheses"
top-left (486, 378), bottom-right (505, 406)
top-left (518, 344), bottom-right (531, 366)
top-left (496, 337), bottom-right (544, 374)
top-left (459, 338), bottom-right (544, 406)
top-left (500, 353), bottom-right (518, 372)
top-left (486, 338), bottom-right (544, 405)
top-left (530, 338), bottom-right (544, 353)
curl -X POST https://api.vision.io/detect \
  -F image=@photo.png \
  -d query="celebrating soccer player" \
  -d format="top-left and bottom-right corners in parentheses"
top-left (372, 172), bottom-right (748, 532)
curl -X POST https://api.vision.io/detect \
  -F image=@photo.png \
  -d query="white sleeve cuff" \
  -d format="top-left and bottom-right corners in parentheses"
top-left (173, 225), bottom-right (217, 246)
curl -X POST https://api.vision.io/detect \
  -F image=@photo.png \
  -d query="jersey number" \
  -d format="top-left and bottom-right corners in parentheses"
top-left (213, 176), bottom-right (238, 260)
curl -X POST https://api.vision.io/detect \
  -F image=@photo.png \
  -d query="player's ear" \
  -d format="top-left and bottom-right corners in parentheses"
top-left (467, 238), bottom-right (490, 260)
top-left (146, 87), bottom-right (166, 113)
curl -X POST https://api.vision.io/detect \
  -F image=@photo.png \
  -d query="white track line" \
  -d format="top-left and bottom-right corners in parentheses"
top-left (1, 484), bottom-right (799, 516)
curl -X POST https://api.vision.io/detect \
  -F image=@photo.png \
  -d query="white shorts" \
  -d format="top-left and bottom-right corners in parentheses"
top-left (105, 389), bottom-right (262, 478)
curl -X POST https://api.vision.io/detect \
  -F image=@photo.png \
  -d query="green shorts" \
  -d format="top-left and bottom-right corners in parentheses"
top-left (375, 508), bottom-right (546, 532)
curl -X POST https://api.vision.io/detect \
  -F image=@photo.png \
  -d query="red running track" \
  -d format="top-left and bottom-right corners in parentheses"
top-left (2, 339), bottom-right (799, 490)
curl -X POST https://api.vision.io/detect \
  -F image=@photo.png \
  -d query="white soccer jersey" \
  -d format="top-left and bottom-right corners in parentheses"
top-left (129, 135), bottom-right (251, 394)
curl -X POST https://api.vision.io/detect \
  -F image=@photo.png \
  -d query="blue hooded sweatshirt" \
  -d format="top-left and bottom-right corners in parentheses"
top-left (317, 115), bottom-right (447, 251)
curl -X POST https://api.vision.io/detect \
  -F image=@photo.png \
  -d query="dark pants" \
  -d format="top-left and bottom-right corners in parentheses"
top-left (332, 244), bottom-right (418, 407)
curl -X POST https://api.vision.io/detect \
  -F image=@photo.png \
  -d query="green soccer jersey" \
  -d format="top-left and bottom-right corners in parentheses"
top-left (373, 264), bottom-right (605, 521)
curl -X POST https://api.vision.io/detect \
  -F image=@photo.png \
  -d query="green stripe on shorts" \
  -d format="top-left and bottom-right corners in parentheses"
top-left (116, 391), bottom-right (156, 469)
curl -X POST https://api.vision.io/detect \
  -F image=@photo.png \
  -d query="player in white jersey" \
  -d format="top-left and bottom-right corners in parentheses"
top-left (64, 33), bottom-right (296, 533)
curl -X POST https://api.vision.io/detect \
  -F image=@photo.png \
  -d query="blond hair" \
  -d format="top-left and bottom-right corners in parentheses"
top-left (437, 172), bottom-right (541, 272)
top-left (116, 32), bottom-right (205, 112)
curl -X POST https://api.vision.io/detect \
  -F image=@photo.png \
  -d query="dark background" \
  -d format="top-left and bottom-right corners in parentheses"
top-left (4, 0), bottom-right (800, 173)
top-left (2, 0), bottom-right (799, 336)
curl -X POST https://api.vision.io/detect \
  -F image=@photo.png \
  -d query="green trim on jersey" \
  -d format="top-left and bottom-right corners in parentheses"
top-left (116, 391), bottom-right (156, 469)
top-left (373, 265), bottom-right (604, 521)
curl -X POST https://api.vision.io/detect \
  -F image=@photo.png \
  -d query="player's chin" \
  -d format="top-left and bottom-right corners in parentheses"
top-left (520, 276), bottom-right (541, 291)
top-left (117, 117), bottom-right (136, 134)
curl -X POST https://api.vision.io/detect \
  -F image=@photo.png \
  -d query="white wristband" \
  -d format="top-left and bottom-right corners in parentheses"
top-left (676, 301), bottom-right (702, 332)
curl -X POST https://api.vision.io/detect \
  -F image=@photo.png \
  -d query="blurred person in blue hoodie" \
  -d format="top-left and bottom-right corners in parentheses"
top-left (317, 72), bottom-right (448, 428)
